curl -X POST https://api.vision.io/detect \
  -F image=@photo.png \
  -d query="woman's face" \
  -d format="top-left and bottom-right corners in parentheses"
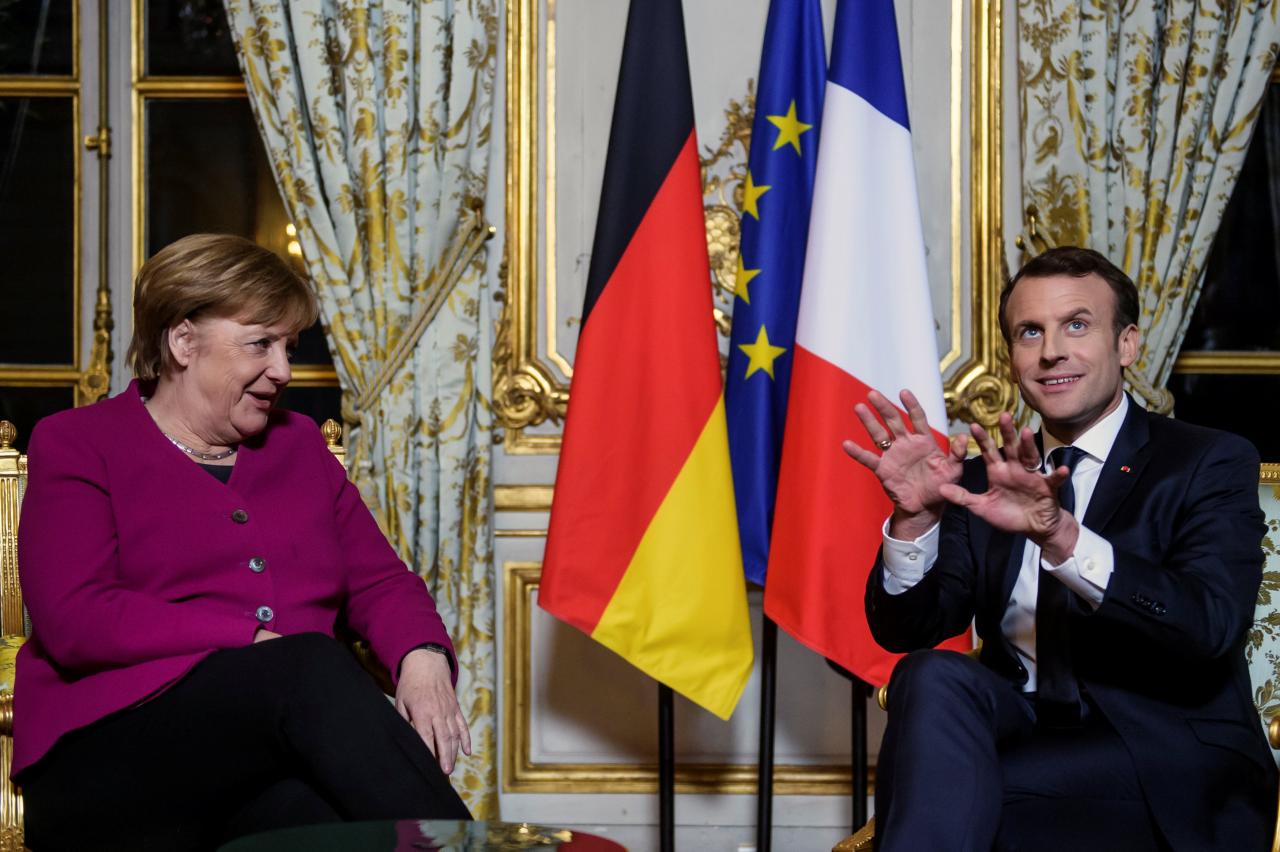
top-left (168, 314), bottom-right (298, 442)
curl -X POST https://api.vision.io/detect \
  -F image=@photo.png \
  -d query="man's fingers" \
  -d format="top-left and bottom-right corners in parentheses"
top-left (1017, 426), bottom-right (1041, 471)
top-left (867, 391), bottom-right (909, 438)
top-left (997, 414), bottom-right (1019, 454)
top-left (899, 389), bottom-right (932, 437)
top-left (842, 439), bottom-right (880, 470)
top-left (938, 483), bottom-right (971, 507)
top-left (853, 403), bottom-right (892, 448)
top-left (949, 434), bottom-right (969, 461)
top-left (970, 423), bottom-right (1001, 464)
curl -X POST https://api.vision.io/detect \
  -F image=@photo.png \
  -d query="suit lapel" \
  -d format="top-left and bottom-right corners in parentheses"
top-left (989, 531), bottom-right (1025, 612)
top-left (1082, 398), bottom-right (1151, 533)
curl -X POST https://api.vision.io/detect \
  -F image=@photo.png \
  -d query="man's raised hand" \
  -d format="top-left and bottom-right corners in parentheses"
top-left (842, 389), bottom-right (967, 541)
top-left (936, 413), bottom-right (1079, 563)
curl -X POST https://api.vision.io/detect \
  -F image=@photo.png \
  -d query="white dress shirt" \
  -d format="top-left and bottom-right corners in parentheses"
top-left (879, 395), bottom-right (1130, 691)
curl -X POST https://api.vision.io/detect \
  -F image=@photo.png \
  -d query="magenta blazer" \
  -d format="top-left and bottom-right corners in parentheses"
top-left (12, 381), bottom-right (456, 776)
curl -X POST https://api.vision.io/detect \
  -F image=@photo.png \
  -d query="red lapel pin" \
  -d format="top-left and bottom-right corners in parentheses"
top-left (1120, 465), bottom-right (1131, 473)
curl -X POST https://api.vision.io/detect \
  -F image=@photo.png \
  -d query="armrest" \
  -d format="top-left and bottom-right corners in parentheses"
top-left (347, 639), bottom-right (395, 696)
top-left (833, 817), bottom-right (875, 852)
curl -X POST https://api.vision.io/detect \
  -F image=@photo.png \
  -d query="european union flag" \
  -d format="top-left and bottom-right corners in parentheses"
top-left (726, 0), bottom-right (826, 586)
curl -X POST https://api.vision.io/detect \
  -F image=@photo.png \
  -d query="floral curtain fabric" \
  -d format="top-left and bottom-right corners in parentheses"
top-left (1018, 0), bottom-right (1280, 411)
top-left (222, 0), bottom-right (499, 814)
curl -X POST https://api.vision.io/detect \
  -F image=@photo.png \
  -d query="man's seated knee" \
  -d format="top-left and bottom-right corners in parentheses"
top-left (890, 648), bottom-right (985, 700)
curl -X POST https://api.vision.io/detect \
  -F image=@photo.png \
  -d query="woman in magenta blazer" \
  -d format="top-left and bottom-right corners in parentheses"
top-left (14, 234), bottom-right (471, 850)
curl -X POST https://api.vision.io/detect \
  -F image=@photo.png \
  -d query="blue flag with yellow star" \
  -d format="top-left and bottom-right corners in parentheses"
top-left (726, 0), bottom-right (826, 586)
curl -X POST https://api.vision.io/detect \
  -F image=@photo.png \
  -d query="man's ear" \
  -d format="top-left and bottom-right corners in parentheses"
top-left (167, 319), bottom-right (197, 368)
top-left (1117, 323), bottom-right (1140, 368)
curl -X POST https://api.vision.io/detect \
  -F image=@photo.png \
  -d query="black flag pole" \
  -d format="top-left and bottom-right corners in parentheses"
top-left (756, 616), bottom-right (779, 852)
top-left (659, 683), bottom-right (676, 852)
top-left (851, 676), bottom-right (871, 828)
top-left (825, 659), bottom-right (871, 830)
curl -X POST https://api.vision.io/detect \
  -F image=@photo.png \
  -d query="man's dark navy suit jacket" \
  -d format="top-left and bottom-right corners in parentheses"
top-left (866, 398), bottom-right (1279, 851)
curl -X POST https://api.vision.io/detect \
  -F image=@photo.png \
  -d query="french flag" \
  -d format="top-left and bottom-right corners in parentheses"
top-left (763, 0), bottom-right (969, 686)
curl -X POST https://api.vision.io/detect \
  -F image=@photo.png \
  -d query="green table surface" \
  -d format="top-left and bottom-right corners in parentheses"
top-left (218, 819), bottom-right (626, 852)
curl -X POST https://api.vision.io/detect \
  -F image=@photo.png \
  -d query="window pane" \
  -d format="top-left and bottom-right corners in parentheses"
top-left (146, 99), bottom-right (337, 377)
top-left (1169, 373), bottom-right (1280, 461)
top-left (278, 385), bottom-right (342, 428)
top-left (0, 385), bottom-right (75, 452)
top-left (294, 321), bottom-right (334, 366)
top-left (0, 1), bottom-right (74, 76)
top-left (144, 0), bottom-right (239, 77)
top-left (0, 96), bottom-right (75, 365)
top-left (145, 98), bottom-right (286, 256)
top-left (1180, 86), bottom-right (1280, 353)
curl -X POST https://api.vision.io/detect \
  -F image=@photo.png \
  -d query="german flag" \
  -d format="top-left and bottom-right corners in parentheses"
top-left (538, 0), bottom-right (754, 720)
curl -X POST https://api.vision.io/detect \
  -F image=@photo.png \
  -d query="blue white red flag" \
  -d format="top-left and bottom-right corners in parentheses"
top-left (763, 0), bottom-right (970, 685)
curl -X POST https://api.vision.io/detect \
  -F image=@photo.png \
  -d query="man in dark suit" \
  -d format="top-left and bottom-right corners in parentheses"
top-left (847, 247), bottom-right (1277, 851)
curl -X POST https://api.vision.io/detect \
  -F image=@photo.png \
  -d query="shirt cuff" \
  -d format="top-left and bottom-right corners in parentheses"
top-left (1041, 525), bottom-right (1113, 609)
top-left (880, 517), bottom-right (941, 595)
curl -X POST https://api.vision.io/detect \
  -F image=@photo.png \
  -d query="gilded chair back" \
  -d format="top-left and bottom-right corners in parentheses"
top-left (0, 423), bottom-right (26, 640)
top-left (0, 423), bottom-right (26, 851)
top-left (1248, 466), bottom-right (1280, 756)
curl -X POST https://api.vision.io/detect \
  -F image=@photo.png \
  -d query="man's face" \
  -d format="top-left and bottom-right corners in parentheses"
top-left (1005, 273), bottom-right (1139, 444)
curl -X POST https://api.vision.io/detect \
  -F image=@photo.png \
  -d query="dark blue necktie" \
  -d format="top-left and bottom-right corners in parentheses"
top-left (1035, 445), bottom-right (1085, 726)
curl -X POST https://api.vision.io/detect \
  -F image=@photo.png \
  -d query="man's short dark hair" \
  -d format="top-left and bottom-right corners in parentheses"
top-left (998, 246), bottom-right (1140, 343)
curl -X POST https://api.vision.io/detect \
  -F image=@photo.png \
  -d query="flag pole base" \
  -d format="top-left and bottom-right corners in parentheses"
top-left (825, 659), bottom-right (872, 830)
top-left (659, 682), bottom-right (675, 852)
top-left (756, 616), bottom-right (778, 852)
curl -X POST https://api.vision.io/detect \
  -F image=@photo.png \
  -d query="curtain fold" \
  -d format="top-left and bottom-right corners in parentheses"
top-left (223, 0), bottom-right (499, 815)
top-left (1018, 0), bottom-right (1280, 410)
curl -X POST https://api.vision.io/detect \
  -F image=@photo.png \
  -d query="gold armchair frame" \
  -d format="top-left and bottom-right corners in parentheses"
top-left (0, 421), bottom-right (25, 850)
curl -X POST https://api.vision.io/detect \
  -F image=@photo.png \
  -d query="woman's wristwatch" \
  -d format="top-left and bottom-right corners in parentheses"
top-left (399, 642), bottom-right (454, 678)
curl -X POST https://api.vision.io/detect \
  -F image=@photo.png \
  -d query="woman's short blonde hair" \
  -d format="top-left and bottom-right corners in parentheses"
top-left (128, 233), bottom-right (320, 380)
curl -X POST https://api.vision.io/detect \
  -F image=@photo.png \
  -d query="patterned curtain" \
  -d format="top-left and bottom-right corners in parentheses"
top-left (222, 0), bottom-right (499, 815)
top-left (1018, 0), bottom-right (1280, 411)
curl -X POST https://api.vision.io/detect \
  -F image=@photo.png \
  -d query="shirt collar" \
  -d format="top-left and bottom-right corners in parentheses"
top-left (1041, 393), bottom-right (1129, 466)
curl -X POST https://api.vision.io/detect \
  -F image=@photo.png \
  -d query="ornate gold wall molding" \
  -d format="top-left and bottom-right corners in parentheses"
top-left (945, 0), bottom-right (1018, 429)
top-left (494, 0), bottom-right (564, 454)
top-left (502, 562), bottom-right (859, 794)
top-left (496, 0), bottom-right (1016, 449)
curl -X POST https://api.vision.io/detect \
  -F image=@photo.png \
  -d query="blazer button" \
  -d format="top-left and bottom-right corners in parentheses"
top-left (255, 605), bottom-right (274, 623)
top-left (232, 509), bottom-right (249, 524)
top-left (249, 557), bottom-right (266, 573)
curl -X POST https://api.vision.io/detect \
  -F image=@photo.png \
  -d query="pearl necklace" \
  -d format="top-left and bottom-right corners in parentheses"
top-left (164, 433), bottom-right (238, 461)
